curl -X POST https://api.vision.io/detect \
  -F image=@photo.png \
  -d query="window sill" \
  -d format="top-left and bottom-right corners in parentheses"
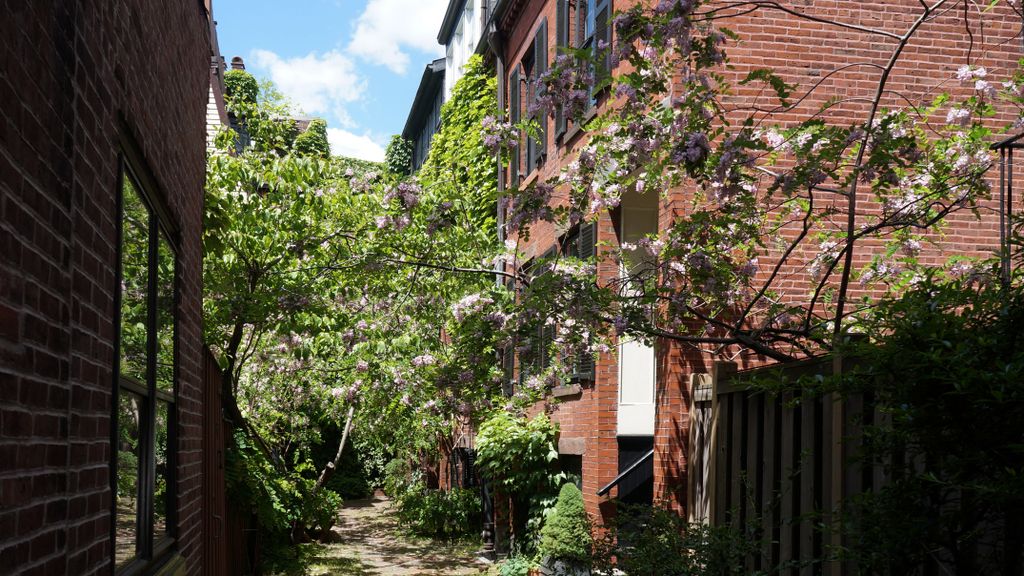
top-left (561, 106), bottom-right (599, 147)
top-left (552, 383), bottom-right (582, 398)
top-left (519, 169), bottom-right (540, 189)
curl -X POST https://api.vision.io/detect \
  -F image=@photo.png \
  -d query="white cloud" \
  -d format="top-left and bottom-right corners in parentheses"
top-left (347, 0), bottom-right (448, 74)
top-left (327, 128), bottom-right (386, 162)
top-left (250, 49), bottom-right (366, 126)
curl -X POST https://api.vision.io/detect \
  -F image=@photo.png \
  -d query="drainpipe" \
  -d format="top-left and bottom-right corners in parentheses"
top-left (481, 21), bottom-right (505, 562)
top-left (489, 24), bottom-right (507, 289)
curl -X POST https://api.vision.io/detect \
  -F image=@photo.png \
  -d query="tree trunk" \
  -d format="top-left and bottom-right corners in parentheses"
top-left (312, 405), bottom-right (356, 497)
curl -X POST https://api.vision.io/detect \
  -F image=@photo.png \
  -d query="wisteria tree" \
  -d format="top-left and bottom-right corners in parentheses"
top-left (203, 3), bottom-right (1024, 566)
top-left (468, 0), bottom-right (1024, 380)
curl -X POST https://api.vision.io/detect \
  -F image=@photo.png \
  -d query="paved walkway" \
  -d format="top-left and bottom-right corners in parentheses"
top-left (306, 495), bottom-right (490, 575)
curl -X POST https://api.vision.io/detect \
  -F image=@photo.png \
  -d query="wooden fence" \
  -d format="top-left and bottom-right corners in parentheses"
top-left (689, 355), bottom-right (883, 576)
top-left (201, 348), bottom-right (228, 575)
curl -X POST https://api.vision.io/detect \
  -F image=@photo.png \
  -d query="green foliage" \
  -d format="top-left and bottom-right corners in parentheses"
top-left (384, 135), bottom-right (413, 176)
top-left (382, 457), bottom-right (415, 498)
top-left (591, 504), bottom-right (755, 576)
top-left (393, 483), bottom-right (482, 539)
top-left (475, 412), bottom-right (560, 495)
top-left (829, 270), bottom-right (1024, 573)
top-left (224, 69), bottom-right (258, 105)
top-left (417, 55), bottom-right (497, 227)
top-left (219, 72), bottom-right (298, 152)
top-left (293, 119), bottom-right (331, 158)
top-left (476, 412), bottom-right (566, 547)
top-left (499, 555), bottom-right (537, 576)
top-left (225, 430), bottom-right (343, 543)
top-left (539, 483), bottom-right (592, 564)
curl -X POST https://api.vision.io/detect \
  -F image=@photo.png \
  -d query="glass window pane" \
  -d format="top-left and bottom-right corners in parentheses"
top-left (156, 234), bottom-right (175, 394)
top-left (116, 390), bottom-right (143, 567)
top-left (154, 400), bottom-right (170, 541)
top-left (120, 178), bottom-right (150, 386)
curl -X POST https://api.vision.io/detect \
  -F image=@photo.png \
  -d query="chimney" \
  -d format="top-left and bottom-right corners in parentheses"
top-left (230, 56), bottom-right (245, 71)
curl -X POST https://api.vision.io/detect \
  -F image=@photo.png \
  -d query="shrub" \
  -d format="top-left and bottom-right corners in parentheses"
top-left (499, 555), bottom-right (537, 576)
top-left (591, 504), bottom-right (753, 576)
top-left (539, 483), bottom-right (592, 564)
top-left (393, 483), bottom-right (482, 539)
top-left (475, 412), bottom-right (565, 549)
top-left (382, 457), bottom-right (415, 497)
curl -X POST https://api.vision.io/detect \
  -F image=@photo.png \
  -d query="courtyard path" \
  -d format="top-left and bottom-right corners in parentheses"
top-left (306, 495), bottom-right (490, 575)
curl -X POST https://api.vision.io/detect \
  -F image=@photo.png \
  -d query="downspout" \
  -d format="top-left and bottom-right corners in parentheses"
top-left (482, 19), bottom-right (505, 561)
top-left (489, 24), bottom-right (506, 289)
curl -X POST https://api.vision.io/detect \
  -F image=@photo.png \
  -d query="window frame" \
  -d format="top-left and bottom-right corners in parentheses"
top-left (576, 0), bottom-right (612, 105)
top-left (111, 153), bottom-right (180, 575)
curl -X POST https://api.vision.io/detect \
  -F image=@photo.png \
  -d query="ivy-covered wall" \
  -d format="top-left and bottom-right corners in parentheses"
top-left (416, 55), bottom-right (498, 225)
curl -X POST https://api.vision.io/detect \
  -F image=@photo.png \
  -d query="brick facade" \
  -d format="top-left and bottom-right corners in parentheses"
top-left (496, 0), bottom-right (1023, 530)
top-left (1, 1), bottom-right (211, 574)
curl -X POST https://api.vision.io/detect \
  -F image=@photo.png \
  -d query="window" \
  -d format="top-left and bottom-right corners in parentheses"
top-left (114, 163), bottom-right (178, 572)
top-left (525, 19), bottom-right (548, 172)
top-left (616, 187), bottom-right (657, 437)
top-left (576, 0), bottom-right (611, 104)
top-left (554, 0), bottom-right (572, 138)
top-left (518, 249), bottom-right (557, 386)
top-left (509, 18), bottom-right (550, 182)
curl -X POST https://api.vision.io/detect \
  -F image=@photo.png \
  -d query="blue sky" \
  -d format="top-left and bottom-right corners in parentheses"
top-left (214, 0), bottom-right (450, 161)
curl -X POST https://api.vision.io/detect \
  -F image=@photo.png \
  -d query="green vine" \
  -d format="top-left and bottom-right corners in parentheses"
top-left (293, 118), bottom-right (331, 158)
top-left (384, 135), bottom-right (413, 176)
top-left (417, 55), bottom-right (498, 225)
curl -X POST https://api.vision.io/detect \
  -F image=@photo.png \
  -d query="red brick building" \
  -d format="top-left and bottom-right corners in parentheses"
top-left (490, 0), bottom-right (1023, 534)
top-left (0, 1), bottom-right (218, 573)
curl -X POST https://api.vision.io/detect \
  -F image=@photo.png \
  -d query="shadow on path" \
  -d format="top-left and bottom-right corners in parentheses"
top-left (307, 495), bottom-right (488, 575)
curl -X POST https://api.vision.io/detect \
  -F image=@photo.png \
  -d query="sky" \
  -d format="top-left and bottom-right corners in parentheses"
top-left (214, 0), bottom-right (450, 162)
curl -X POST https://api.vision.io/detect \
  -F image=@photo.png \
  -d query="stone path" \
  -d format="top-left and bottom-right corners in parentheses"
top-left (306, 495), bottom-right (490, 575)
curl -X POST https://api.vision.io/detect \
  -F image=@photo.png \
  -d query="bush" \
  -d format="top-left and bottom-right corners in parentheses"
top-left (224, 69), bottom-right (258, 105)
top-left (382, 457), bottom-right (415, 497)
top-left (832, 273), bottom-right (1024, 573)
top-left (499, 555), bottom-right (536, 576)
top-left (591, 504), bottom-right (753, 576)
top-left (393, 483), bottom-right (482, 539)
top-left (539, 483), bottom-right (592, 564)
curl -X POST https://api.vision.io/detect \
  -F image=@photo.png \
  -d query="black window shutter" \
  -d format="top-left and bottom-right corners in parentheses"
top-left (502, 346), bottom-right (515, 390)
top-left (573, 222), bottom-right (596, 381)
top-left (509, 65), bottom-right (521, 186)
top-left (534, 19), bottom-right (548, 162)
top-left (578, 221), bottom-right (596, 259)
top-left (554, 0), bottom-right (569, 138)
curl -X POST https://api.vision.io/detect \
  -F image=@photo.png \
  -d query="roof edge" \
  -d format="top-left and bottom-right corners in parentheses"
top-left (401, 58), bottom-right (447, 139)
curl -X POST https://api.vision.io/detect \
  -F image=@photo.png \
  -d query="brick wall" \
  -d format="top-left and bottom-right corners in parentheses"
top-left (0, 1), bottom-right (210, 574)
top-left (498, 0), bottom-right (1023, 528)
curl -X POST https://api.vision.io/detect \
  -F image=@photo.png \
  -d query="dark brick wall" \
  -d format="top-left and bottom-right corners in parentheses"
top-left (0, 1), bottom-right (209, 574)
top-left (498, 0), bottom-right (1023, 526)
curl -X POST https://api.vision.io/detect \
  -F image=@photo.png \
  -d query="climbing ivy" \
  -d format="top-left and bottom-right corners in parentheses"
top-left (224, 69), bottom-right (258, 105)
top-left (293, 118), bottom-right (331, 158)
top-left (384, 134), bottom-right (413, 176)
top-left (417, 55), bottom-right (498, 226)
